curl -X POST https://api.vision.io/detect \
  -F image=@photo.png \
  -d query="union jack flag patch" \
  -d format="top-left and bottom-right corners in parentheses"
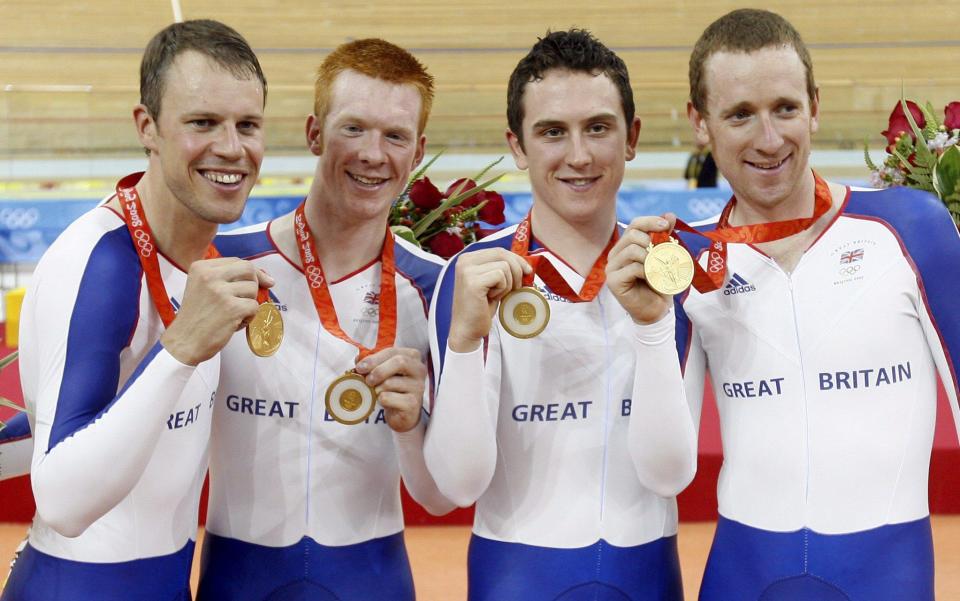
top-left (840, 249), bottom-right (864, 264)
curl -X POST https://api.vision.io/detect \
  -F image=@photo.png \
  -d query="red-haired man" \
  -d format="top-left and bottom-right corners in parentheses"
top-left (196, 39), bottom-right (453, 601)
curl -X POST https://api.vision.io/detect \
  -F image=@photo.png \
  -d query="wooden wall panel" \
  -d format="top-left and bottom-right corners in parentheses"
top-left (1, 1), bottom-right (957, 158)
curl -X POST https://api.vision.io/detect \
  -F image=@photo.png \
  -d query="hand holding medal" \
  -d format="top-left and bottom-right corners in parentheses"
top-left (605, 214), bottom-right (680, 324)
top-left (353, 347), bottom-right (428, 433)
top-left (116, 173), bottom-right (276, 366)
top-left (447, 247), bottom-right (532, 352)
top-left (497, 212), bottom-right (618, 339)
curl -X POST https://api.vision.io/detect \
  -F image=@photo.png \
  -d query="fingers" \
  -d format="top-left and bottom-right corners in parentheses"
top-left (255, 268), bottom-right (276, 289)
top-left (607, 238), bottom-right (650, 273)
top-left (357, 348), bottom-right (427, 390)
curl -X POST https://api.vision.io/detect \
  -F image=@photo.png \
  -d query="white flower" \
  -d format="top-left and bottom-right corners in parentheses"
top-left (445, 226), bottom-right (463, 236)
top-left (868, 170), bottom-right (889, 189)
top-left (885, 166), bottom-right (906, 186)
top-left (926, 131), bottom-right (960, 152)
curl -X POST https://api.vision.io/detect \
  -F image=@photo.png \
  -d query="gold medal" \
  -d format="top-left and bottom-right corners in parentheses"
top-left (645, 237), bottom-right (695, 296)
top-left (325, 371), bottom-right (377, 425)
top-left (246, 302), bottom-right (284, 357)
top-left (499, 286), bottom-right (550, 339)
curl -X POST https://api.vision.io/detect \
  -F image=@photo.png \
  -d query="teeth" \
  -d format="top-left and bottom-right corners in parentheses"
top-left (351, 174), bottom-right (387, 185)
top-left (565, 178), bottom-right (595, 186)
top-left (751, 159), bottom-right (785, 170)
top-left (203, 171), bottom-right (242, 184)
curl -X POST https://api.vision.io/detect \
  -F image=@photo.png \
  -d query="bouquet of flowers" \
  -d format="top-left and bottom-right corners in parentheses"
top-left (0, 351), bottom-right (24, 432)
top-left (390, 152), bottom-right (507, 258)
top-left (865, 99), bottom-right (960, 225)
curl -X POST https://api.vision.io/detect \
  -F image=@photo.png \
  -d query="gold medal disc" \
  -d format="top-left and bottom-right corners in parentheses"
top-left (499, 286), bottom-right (550, 339)
top-left (325, 372), bottom-right (377, 425)
top-left (246, 302), bottom-right (284, 357)
top-left (645, 238), bottom-right (695, 296)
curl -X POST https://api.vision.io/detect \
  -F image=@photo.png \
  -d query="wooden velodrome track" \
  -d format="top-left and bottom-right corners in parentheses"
top-left (1, 1), bottom-right (959, 599)
top-left (0, 1), bottom-right (958, 160)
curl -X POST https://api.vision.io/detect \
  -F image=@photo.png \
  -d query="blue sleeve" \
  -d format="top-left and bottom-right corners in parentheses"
top-left (848, 188), bottom-right (960, 398)
top-left (0, 411), bottom-right (30, 441)
top-left (430, 254), bottom-right (459, 378)
top-left (45, 227), bottom-right (145, 451)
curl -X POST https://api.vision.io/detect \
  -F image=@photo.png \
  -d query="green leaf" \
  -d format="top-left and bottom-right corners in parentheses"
top-left (934, 145), bottom-right (960, 202)
top-left (409, 150), bottom-right (444, 185)
top-left (864, 141), bottom-right (880, 172)
top-left (471, 156), bottom-right (505, 182)
top-left (390, 225), bottom-right (420, 247)
top-left (0, 396), bottom-right (27, 414)
top-left (901, 98), bottom-right (938, 167)
top-left (0, 351), bottom-right (17, 372)
top-left (920, 101), bottom-right (941, 140)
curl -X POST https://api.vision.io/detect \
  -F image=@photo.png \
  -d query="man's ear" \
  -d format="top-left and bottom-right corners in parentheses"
top-left (134, 104), bottom-right (159, 154)
top-left (506, 128), bottom-right (528, 171)
top-left (687, 101), bottom-right (711, 147)
top-left (306, 114), bottom-right (323, 156)
top-left (625, 116), bottom-right (641, 161)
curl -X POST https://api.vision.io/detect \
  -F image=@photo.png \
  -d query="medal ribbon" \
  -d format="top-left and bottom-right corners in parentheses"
top-left (116, 172), bottom-right (230, 328)
top-left (511, 212), bottom-right (617, 302)
top-left (294, 202), bottom-right (396, 361)
top-left (650, 170), bottom-right (832, 292)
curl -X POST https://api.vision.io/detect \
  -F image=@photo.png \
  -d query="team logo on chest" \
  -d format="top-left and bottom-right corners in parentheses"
top-left (830, 239), bottom-right (876, 286)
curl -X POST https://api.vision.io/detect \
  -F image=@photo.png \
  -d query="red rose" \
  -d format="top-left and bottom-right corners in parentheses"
top-left (477, 190), bottom-right (506, 225)
top-left (409, 177), bottom-right (443, 210)
top-left (945, 101), bottom-right (960, 131)
top-left (881, 100), bottom-right (925, 149)
top-left (445, 178), bottom-right (477, 198)
top-left (428, 230), bottom-right (466, 258)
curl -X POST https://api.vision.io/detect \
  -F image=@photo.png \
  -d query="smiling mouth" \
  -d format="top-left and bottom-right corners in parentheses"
top-left (746, 156), bottom-right (788, 170)
top-left (200, 170), bottom-right (244, 185)
top-left (349, 173), bottom-right (389, 186)
top-left (558, 176), bottom-right (601, 187)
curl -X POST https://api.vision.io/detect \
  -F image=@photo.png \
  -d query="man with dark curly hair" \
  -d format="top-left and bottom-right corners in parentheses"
top-left (426, 29), bottom-right (689, 600)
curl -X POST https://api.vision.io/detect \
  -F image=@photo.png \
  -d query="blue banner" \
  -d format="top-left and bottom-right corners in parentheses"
top-left (0, 189), bottom-right (731, 263)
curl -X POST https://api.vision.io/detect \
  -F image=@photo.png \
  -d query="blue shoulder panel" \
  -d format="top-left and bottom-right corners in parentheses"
top-left (214, 229), bottom-right (274, 260)
top-left (48, 227), bottom-right (145, 451)
top-left (393, 239), bottom-right (444, 310)
top-left (845, 187), bottom-right (960, 397)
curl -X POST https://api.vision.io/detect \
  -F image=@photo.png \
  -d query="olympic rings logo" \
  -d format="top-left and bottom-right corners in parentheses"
top-left (133, 228), bottom-right (154, 257)
top-left (838, 265), bottom-right (861, 276)
top-left (0, 208), bottom-right (39, 230)
top-left (305, 264), bottom-right (325, 288)
top-left (708, 253), bottom-right (724, 273)
top-left (514, 222), bottom-right (529, 242)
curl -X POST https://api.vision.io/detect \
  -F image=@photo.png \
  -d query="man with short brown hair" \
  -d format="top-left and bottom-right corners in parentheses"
top-left (666, 8), bottom-right (959, 600)
top-left (2, 19), bottom-right (269, 601)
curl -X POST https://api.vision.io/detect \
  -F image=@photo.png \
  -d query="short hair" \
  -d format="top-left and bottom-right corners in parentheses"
top-left (140, 19), bottom-right (267, 119)
top-left (689, 9), bottom-right (815, 114)
top-left (507, 29), bottom-right (634, 148)
top-left (313, 39), bottom-right (434, 141)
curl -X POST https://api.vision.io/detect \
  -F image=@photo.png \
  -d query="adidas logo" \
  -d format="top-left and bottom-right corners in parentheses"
top-left (723, 273), bottom-right (757, 296)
